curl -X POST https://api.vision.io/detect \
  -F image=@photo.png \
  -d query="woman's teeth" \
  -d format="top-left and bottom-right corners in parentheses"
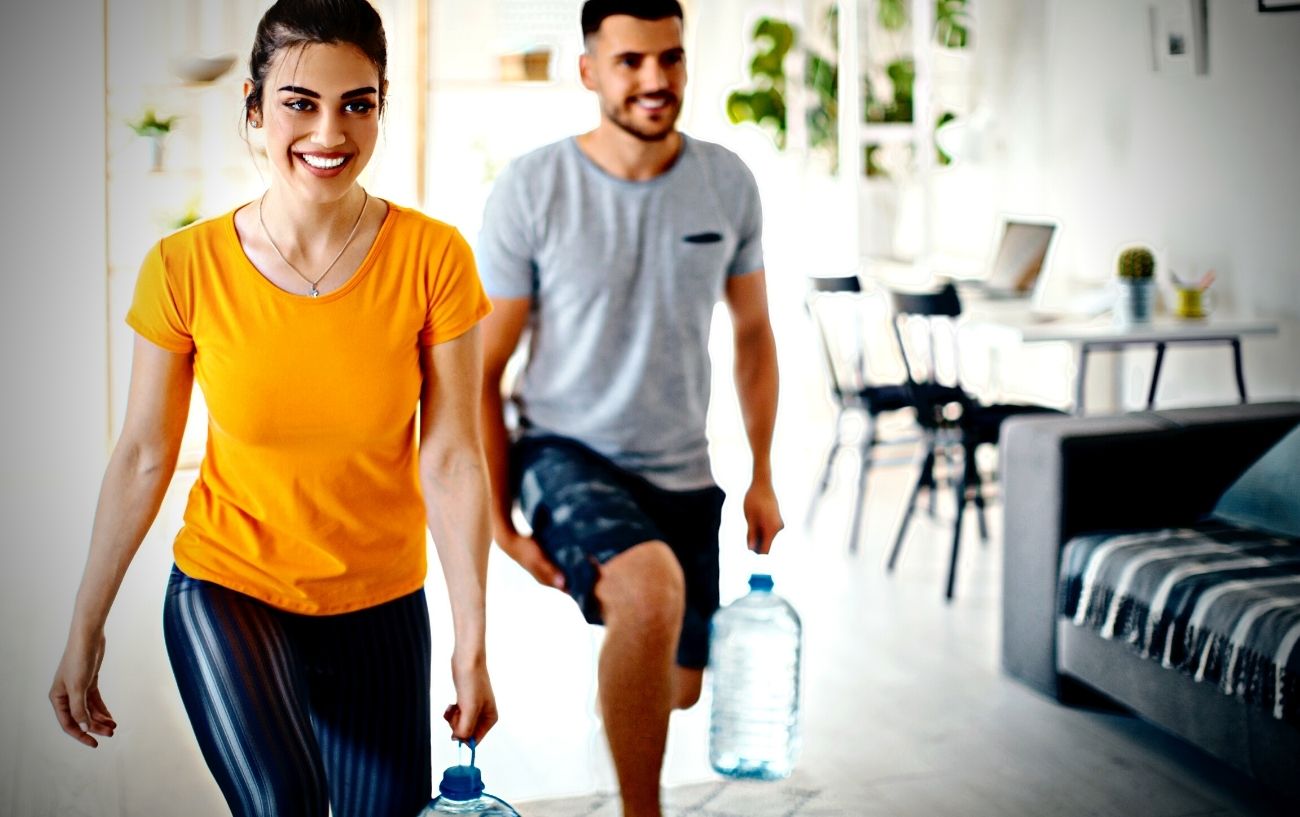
top-left (300, 154), bottom-right (346, 169)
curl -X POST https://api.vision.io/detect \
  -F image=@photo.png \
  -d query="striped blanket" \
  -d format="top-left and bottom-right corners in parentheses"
top-left (1058, 523), bottom-right (1300, 726)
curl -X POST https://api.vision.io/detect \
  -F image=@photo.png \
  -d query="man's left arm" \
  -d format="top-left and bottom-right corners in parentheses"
top-left (725, 269), bottom-right (784, 554)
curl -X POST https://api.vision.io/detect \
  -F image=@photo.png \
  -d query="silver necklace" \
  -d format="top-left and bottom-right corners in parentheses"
top-left (258, 190), bottom-right (369, 297)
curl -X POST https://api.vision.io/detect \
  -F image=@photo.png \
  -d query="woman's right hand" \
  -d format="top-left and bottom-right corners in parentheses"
top-left (49, 631), bottom-right (117, 748)
top-left (495, 530), bottom-right (566, 592)
top-left (442, 653), bottom-right (499, 746)
top-left (46, 337), bottom-right (192, 749)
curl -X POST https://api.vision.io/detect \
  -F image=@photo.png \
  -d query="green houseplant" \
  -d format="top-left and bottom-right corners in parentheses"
top-left (727, 3), bottom-right (964, 177)
top-left (725, 18), bottom-right (795, 150)
top-left (127, 108), bottom-right (179, 173)
top-left (1116, 246), bottom-right (1156, 324)
top-left (166, 198), bottom-right (202, 232)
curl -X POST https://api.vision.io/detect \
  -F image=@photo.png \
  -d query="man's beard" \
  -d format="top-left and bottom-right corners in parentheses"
top-left (603, 94), bottom-right (680, 142)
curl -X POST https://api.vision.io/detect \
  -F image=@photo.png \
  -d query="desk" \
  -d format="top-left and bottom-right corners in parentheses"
top-left (965, 310), bottom-right (1279, 414)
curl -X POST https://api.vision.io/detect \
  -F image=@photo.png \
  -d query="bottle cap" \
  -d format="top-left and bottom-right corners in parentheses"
top-left (749, 573), bottom-right (774, 592)
top-left (438, 765), bottom-right (485, 800)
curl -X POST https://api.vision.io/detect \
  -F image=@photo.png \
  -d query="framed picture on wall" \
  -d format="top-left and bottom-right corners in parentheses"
top-left (1259, 0), bottom-right (1300, 11)
top-left (1149, 0), bottom-right (1208, 75)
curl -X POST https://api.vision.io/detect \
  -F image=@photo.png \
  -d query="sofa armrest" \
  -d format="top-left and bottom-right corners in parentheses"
top-left (999, 401), bottom-right (1300, 699)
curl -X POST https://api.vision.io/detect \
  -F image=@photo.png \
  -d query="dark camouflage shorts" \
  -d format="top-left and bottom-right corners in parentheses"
top-left (512, 435), bottom-right (725, 668)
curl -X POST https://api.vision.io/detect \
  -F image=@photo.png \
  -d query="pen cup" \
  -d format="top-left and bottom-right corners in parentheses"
top-left (1174, 287), bottom-right (1208, 319)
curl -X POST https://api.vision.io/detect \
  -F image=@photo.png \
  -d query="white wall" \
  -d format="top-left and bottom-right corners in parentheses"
top-left (0, 4), bottom-right (225, 815)
top-left (0, 1), bottom-right (116, 814)
top-left (976, 0), bottom-right (1300, 407)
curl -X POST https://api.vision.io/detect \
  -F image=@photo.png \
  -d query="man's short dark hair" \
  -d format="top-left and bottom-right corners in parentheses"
top-left (581, 0), bottom-right (684, 39)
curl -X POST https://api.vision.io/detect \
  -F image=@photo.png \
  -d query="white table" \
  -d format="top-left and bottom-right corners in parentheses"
top-left (965, 309), bottom-right (1279, 414)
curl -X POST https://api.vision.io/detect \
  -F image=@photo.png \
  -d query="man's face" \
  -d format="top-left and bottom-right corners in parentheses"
top-left (580, 14), bottom-right (686, 142)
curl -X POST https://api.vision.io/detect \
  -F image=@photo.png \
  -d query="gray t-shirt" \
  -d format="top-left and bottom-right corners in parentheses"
top-left (476, 134), bottom-right (764, 490)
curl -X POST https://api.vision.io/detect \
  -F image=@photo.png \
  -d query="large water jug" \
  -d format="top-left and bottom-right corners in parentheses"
top-left (420, 742), bottom-right (520, 816)
top-left (708, 572), bottom-right (802, 780)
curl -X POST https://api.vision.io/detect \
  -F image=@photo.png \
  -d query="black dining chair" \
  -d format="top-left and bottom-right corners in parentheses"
top-left (805, 276), bottom-right (916, 553)
top-left (885, 281), bottom-right (1065, 599)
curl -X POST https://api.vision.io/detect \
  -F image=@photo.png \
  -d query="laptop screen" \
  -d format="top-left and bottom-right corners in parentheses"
top-left (987, 220), bottom-right (1057, 295)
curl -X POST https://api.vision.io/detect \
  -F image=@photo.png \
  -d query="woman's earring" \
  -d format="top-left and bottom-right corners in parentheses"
top-left (250, 117), bottom-right (261, 128)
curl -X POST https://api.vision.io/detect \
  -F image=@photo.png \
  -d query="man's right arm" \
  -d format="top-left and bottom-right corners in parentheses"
top-left (479, 298), bottom-right (567, 590)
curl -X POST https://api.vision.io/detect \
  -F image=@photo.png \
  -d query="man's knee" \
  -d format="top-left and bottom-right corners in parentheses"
top-left (595, 540), bottom-right (685, 633)
top-left (672, 667), bottom-right (703, 710)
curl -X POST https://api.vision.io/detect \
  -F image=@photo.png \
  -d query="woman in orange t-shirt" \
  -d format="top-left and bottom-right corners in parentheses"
top-left (48, 2), bottom-right (497, 814)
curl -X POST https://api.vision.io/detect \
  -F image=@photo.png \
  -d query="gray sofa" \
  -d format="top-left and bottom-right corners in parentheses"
top-left (1000, 401), bottom-right (1300, 802)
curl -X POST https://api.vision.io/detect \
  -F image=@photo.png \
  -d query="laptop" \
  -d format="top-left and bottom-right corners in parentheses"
top-left (953, 216), bottom-right (1114, 320)
top-left (957, 216), bottom-right (1059, 305)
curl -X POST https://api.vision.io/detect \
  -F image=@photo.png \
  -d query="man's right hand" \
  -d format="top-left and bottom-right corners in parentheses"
top-left (495, 530), bottom-right (566, 591)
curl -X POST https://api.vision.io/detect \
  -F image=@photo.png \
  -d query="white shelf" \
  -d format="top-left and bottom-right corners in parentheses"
top-left (830, 0), bottom-right (964, 265)
top-left (432, 78), bottom-right (584, 92)
top-left (859, 123), bottom-right (921, 145)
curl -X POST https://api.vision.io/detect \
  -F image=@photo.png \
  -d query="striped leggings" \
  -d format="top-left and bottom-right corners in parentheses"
top-left (163, 566), bottom-right (432, 817)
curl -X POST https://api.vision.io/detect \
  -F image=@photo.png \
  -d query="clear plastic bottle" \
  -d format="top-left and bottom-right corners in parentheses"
top-left (420, 743), bottom-right (520, 816)
top-left (708, 572), bottom-right (802, 780)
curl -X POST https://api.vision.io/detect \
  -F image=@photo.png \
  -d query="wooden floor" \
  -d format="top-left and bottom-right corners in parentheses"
top-left (35, 380), bottom-right (1290, 816)
top-left (515, 436), bottom-right (1296, 817)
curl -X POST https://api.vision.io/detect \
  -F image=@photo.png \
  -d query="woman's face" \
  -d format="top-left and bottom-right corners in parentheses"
top-left (254, 42), bottom-right (382, 204)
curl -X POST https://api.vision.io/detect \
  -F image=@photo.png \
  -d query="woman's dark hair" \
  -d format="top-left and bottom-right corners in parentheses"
top-left (244, 0), bottom-right (387, 123)
top-left (581, 0), bottom-right (683, 41)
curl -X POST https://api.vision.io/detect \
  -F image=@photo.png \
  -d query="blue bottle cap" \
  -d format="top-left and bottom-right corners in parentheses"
top-left (438, 765), bottom-right (485, 800)
top-left (749, 573), bottom-right (774, 592)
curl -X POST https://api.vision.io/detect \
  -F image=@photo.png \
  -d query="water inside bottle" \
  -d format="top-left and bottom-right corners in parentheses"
top-left (709, 573), bottom-right (802, 780)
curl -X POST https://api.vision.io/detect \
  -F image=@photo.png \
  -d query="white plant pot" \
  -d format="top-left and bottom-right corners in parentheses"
top-left (149, 135), bottom-right (166, 173)
top-left (1115, 279), bottom-right (1154, 326)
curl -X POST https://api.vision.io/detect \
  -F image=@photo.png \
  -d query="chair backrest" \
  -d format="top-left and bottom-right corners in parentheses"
top-left (805, 277), bottom-right (903, 409)
top-left (809, 276), bottom-right (864, 294)
top-left (888, 282), bottom-right (971, 426)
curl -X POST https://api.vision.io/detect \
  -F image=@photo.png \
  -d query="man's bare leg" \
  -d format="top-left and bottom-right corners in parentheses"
top-left (594, 541), bottom-right (685, 817)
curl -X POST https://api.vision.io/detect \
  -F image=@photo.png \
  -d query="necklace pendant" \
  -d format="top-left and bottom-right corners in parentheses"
top-left (310, 287), bottom-right (320, 298)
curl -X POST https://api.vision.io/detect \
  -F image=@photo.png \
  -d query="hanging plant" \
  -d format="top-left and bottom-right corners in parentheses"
top-left (725, 18), bottom-right (796, 149)
top-left (727, 3), bottom-right (968, 176)
top-left (878, 0), bottom-right (907, 31)
top-left (935, 0), bottom-right (973, 48)
top-left (805, 50), bottom-right (838, 159)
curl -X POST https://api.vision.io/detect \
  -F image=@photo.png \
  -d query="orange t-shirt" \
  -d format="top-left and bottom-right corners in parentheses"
top-left (127, 201), bottom-right (492, 614)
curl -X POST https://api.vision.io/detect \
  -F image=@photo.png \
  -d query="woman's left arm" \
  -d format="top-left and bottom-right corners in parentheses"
top-left (419, 324), bottom-right (498, 745)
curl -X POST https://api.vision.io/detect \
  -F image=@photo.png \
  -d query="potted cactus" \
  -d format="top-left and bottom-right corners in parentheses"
top-left (1116, 246), bottom-right (1156, 324)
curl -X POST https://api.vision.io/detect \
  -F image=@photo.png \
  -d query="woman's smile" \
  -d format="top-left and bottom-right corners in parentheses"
top-left (295, 151), bottom-right (352, 176)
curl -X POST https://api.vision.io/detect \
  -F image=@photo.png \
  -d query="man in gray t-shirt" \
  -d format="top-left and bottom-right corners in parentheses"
top-left (477, 3), bottom-right (782, 814)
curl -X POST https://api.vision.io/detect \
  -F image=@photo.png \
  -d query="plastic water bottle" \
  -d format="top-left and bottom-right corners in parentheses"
top-left (708, 573), bottom-right (802, 780)
top-left (420, 742), bottom-right (520, 816)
